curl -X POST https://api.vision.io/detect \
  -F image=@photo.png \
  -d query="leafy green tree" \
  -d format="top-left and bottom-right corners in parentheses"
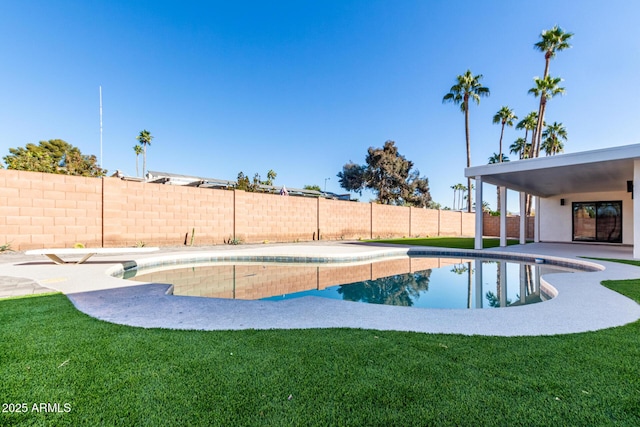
top-left (528, 76), bottom-right (565, 157)
top-left (136, 130), bottom-right (153, 177)
top-left (235, 170), bottom-right (277, 192)
top-left (541, 121), bottom-right (567, 156)
top-left (337, 162), bottom-right (366, 195)
top-left (3, 139), bottom-right (105, 176)
top-left (443, 70), bottom-right (490, 212)
top-left (133, 144), bottom-right (143, 177)
top-left (337, 141), bottom-right (432, 207)
top-left (303, 184), bottom-right (322, 191)
top-left (492, 106), bottom-right (517, 163)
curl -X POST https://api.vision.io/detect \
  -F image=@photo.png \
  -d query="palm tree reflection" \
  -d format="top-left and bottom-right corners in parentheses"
top-left (338, 271), bottom-right (431, 307)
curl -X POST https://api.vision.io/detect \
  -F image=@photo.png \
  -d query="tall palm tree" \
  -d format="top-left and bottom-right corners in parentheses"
top-left (534, 25), bottom-right (574, 81)
top-left (541, 121), bottom-right (567, 156)
top-left (136, 129), bottom-right (153, 178)
top-left (531, 26), bottom-right (573, 158)
top-left (492, 106), bottom-right (517, 163)
top-left (443, 70), bottom-right (490, 212)
top-left (133, 144), bottom-right (143, 177)
top-left (528, 76), bottom-right (565, 157)
top-left (515, 111), bottom-right (538, 158)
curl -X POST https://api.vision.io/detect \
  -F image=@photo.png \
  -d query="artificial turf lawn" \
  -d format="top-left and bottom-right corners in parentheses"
top-left (367, 236), bottom-right (522, 249)
top-left (1, 280), bottom-right (639, 426)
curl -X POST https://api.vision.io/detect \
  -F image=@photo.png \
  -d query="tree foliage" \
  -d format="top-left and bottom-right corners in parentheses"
top-left (235, 170), bottom-right (277, 192)
top-left (338, 140), bottom-right (432, 207)
top-left (442, 70), bottom-right (489, 212)
top-left (136, 129), bottom-right (153, 177)
top-left (3, 139), bottom-right (106, 177)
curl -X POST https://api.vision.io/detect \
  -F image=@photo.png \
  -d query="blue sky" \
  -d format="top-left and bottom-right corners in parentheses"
top-left (1, 0), bottom-right (639, 211)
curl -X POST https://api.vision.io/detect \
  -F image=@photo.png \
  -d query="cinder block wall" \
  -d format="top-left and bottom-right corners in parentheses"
top-left (0, 170), bottom-right (102, 249)
top-left (482, 213), bottom-right (535, 239)
top-left (103, 178), bottom-right (235, 247)
top-left (371, 203), bottom-right (411, 239)
top-left (319, 198), bottom-right (371, 240)
top-left (235, 190), bottom-right (317, 243)
top-left (1, 169), bottom-right (490, 250)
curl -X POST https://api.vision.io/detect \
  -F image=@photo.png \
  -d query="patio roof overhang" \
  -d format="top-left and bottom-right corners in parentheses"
top-left (465, 144), bottom-right (640, 197)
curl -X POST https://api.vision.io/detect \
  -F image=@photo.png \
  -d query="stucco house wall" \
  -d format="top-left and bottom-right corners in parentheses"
top-left (540, 190), bottom-right (633, 244)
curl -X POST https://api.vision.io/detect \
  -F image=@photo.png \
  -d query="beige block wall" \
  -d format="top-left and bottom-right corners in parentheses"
top-left (1, 169), bottom-right (478, 250)
top-left (410, 208), bottom-right (440, 237)
top-left (103, 178), bottom-right (235, 247)
top-left (371, 203), bottom-right (411, 238)
top-left (0, 169), bottom-right (102, 249)
top-left (234, 191), bottom-right (318, 243)
top-left (319, 198), bottom-right (371, 240)
top-left (482, 214), bottom-right (535, 239)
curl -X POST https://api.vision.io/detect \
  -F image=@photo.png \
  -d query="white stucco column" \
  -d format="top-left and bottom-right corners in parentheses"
top-left (499, 186), bottom-right (507, 247)
top-left (474, 259), bottom-right (483, 308)
top-left (534, 196), bottom-right (541, 243)
top-left (633, 160), bottom-right (640, 258)
top-left (499, 261), bottom-right (507, 307)
top-left (519, 192), bottom-right (526, 245)
top-left (474, 177), bottom-right (483, 250)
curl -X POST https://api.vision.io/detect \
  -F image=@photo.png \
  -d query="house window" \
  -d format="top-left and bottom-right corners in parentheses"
top-left (572, 201), bottom-right (622, 243)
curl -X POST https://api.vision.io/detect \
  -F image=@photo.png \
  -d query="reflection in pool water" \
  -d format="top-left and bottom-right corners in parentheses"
top-left (128, 257), bottom-right (569, 309)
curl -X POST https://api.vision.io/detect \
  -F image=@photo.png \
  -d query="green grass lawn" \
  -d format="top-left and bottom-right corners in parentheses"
top-left (1, 267), bottom-right (639, 425)
top-left (367, 236), bottom-right (523, 249)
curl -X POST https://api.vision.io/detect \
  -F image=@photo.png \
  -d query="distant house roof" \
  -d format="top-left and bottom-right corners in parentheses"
top-left (144, 171), bottom-right (351, 200)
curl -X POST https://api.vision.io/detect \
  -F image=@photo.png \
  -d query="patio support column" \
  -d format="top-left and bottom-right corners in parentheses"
top-left (519, 192), bottom-right (526, 245)
top-left (499, 186), bottom-right (507, 247)
top-left (534, 196), bottom-right (541, 243)
top-left (474, 259), bottom-right (483, 308)
top-left (474, 177), bottom-right (483, 250)
top-left (634, 160), bottom-right (640, 258)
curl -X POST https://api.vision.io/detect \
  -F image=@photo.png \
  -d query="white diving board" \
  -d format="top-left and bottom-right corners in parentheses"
top-left (25, 247), bottom-right (160, 265)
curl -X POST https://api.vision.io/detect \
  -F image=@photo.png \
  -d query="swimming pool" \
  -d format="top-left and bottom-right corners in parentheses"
top-left (125, 255), bottom-right (575, 309)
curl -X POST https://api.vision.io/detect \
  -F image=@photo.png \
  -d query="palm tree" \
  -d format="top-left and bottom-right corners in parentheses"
top-left (515, 112), bottom-right (538, 158)
top-left (541, 122), bottom-right (567, 156)
top-left (534, 25), bottom-right (574, 81)
top-left (492, 107), bottom-right (517, 163)
top-left (136, 130), bottom-right (153, 178)
top-left (528, 76), bottom-right (565, 157)
top-left (531, 26), bottom-right (573, 158)
top-left (488, 153), bottom-right (509, 212)
top-left (488, 153), bottom-right (510, 164)
top-left (510, 138), bottom-right (529, 160)
top-left (133, 144), bottom-right (143, 177)
top-left (443, 70), bottom-right (490, 212)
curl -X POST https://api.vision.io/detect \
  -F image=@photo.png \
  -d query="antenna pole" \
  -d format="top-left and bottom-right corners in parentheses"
top-left (99, 86), bottom-right (103, 169)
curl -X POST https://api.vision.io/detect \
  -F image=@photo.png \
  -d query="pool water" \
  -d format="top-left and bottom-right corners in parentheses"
top-left (127, 256), bottom-right (570, 309)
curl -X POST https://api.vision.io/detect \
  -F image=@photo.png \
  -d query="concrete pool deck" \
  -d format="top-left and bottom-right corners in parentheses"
top-left (1, 241), bottom-right (640, 336)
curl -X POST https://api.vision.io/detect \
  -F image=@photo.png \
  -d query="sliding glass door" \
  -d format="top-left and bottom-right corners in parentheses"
top-left (572, 201), bottom-right (622, 243)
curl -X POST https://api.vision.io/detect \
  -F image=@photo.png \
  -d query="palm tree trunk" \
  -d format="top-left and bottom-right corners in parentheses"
top-left (143, 145), bottom-right (147, 178)
top-left (534, 98), bottom-right (547, 158)
top-left (499, 124), bottom-right (505, 162)
top-left (135, 155), bottom-right (139, 177)
top-left (464, 103), bottom-right (472, 213)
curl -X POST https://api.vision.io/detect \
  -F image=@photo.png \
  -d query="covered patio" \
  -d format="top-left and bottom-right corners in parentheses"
top-left (465, 144), bottom-right (640, 258)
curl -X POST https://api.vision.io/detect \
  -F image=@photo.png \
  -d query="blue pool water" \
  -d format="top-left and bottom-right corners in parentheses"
top-left (128, 256), bottom-right (572, 309)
